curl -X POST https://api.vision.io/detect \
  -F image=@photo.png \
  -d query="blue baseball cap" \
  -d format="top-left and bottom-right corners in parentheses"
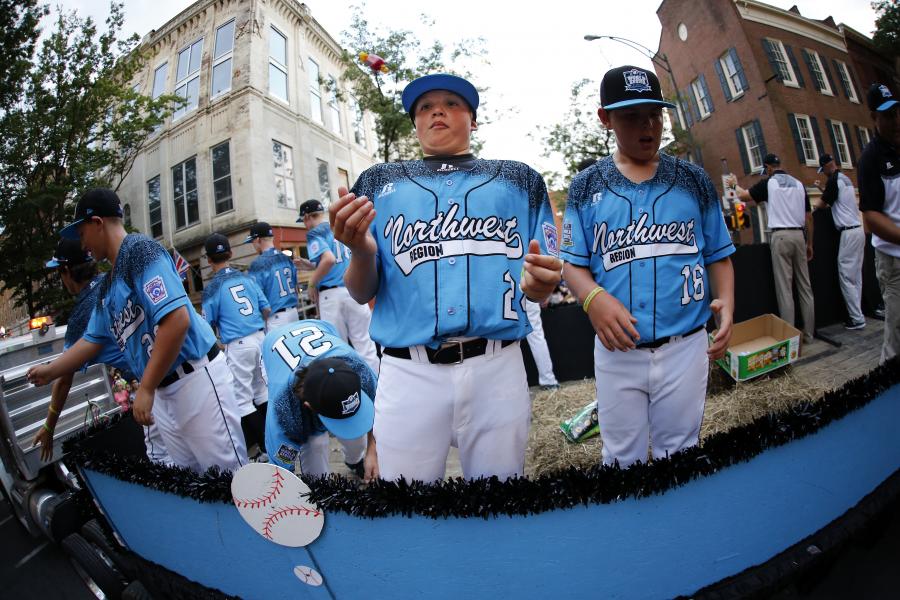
top-left (600, 65), bottom-right (676, 111)
top-left (301, 357), bottom-right (374, 440)
top-left (867, 82), bottom-right (899, 112)
top-left (46, 238), bottom-right (93, 268)
top-left (59, 188), bottom-right (124, 240)
top-left (402, 73), bottom-right (479, 120)
top-left (243, 221), bottom-right (274, 244)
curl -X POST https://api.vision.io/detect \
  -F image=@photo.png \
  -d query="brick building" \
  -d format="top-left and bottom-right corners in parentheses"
top-left (655, 0), bottom-right (893, 208)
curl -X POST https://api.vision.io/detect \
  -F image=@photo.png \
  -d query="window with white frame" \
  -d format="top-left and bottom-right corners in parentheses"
top-left (172, 157), bottom-right (199, 229)
top-left (338, 167), bottom-right (350, 192)
top-left (806, 50), bottom-right (833, 95)
top-left (269, 27), bottom-right (288, 102)
top-left (211, 20), bottom-right (234, 99)
top-left (273, 140), bottom-right (295, 209)
top-left (835, 60), bottom-right (859, 103)
top-left (151, 62), bottom-right (168, 132)
top-left (147, 175), bottom-right (162, 238)
top-left (211, 141), bottom-right (232, 214)
top-left (349, 95), bottom-right (366, 147)
top-left (308, 59), bottom-right (323, 123)
top-left (691, 78), bottom-right (712, 119)
top-left (327, 75), bottom-right (341, 135)
top-left (830, 120), bottom-right (852, 168)
top-left (794, 114), bottom-right (819, 165)
top-left (767, 39), bottom-right (799, 87)
top-left (741, 122), bottom-right (764, 173)
top-left (174, 39), bottom-right (203, 120)
top-left (859, 126), bottom-right (872, 147)
top-left (719, 51), bottom-right (746, 98)
top-left (317, 159), bottom-right (331, 206)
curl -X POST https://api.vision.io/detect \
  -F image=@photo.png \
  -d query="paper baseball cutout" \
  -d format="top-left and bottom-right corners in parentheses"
top-left (294, 565), bottom-right (324, 587)
top-left (231, 463), bottom-right (324, 547)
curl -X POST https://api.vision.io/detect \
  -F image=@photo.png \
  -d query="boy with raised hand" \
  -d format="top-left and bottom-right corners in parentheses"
top-left (561, 66), bottom-right (735, 469)
top-left (329, 73), bottom-right (562, 483)
top-left (27, 189), bottom-right (247, 473)
top-left (245, 222), bottom-right (299, 332)
top-left (202, 232), bottom-right (271, 457)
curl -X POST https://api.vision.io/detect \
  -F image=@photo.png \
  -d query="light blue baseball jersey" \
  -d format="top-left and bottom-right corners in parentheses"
top-left (201, 267), bottom-right (269, 344)
top-left (561, 153), bottom-right (735, 343)
top-left (248, 248), bottom-right (298, 313)
top-left (306, 222), bottom-right (350, 289)
top-left (65, 274), bottom-right (131, 374)
top-left (262, 319), bottom-right (377, 469)
top-left (350, 158), bottom-right (557, 348)
top-left (83, 234), bottom-right (217, 378)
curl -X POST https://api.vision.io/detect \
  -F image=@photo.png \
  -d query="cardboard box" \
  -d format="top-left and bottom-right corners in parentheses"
top-left (710, 314), bottom-right (801, 382)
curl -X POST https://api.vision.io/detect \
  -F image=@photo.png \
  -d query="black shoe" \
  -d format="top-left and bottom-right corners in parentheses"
top-left (844, 320), bottom-right (865, 330)
top-left (345, 459), bottom-right (365, 478)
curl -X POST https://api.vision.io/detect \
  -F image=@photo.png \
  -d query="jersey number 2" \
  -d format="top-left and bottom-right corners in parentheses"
top-left (680, 263), bottom-right (705, 305)
top-left (272, 325), bottom-right (333, 370)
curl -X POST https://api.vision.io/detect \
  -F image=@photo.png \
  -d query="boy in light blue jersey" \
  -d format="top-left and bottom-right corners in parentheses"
top-left (28, 189), bottom-right (247, 473)
top-left (202, 233), bottom-right (271, 456)
top-left (262, 319), bottom-right (375, 479)
top-left (245, 222), bottom-right (299, 331)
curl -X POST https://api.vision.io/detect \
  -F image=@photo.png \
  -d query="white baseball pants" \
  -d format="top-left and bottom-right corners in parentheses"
top-left (593, 329), bottom-right (708, 468)
top-left (152, 353), bottom-right (248, 473)
top-left (837, 227), bottom-right (865, 325)
top-left (297, 433), bottom-right (367, 477)
top-left (265, 307), bottom-right (299, 332)
top-left (143, 422), bottom-right (174, 466)
top-left (374, 341), bottom-right (530, 483)
top-left (318, 286), bottom-right (379, 374)
top-left (524, 300), bottom-right (558, 387)
top-left (224, 330), bottom-right (268, 416)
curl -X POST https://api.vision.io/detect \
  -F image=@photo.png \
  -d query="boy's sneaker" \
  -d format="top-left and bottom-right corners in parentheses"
top-left (345, 459), bottom-right (365, 478)
top-left (874, 305), bottom-right (886, 319)
top-left (844, 320), bottom-right (866, 330)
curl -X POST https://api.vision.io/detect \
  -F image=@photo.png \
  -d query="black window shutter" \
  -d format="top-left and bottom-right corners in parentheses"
top-left (843, 123), bottom-right (856, 166)
top-left (832, 59), bottom-right (850, 99)
top-left (820, 58), bottom-right (837, 95)
top-left (801, 49), bottom-right (818, 90)
top-left (714, 58), bottom-right (733, 102)
top-left (680, 90), bottom-right (694, 128)
top-left (736, 127), bottom-right (751, 175)
top-left (730, 47), bottom-right (749, 91)
top-left (809, 116), bottom-right (826, 158)
top-left (761, 39), bottom-right (782, 82)
top-left (754, 119), bottom-right (767, 159)
top-left (788, 113), bottom-right (805, 162)
top-left (825, 118), bottom-right (838, 158)
top-left (700, 74), bottom-right (714, 113)
top-left (855, 125), bottom-right (866, 152)
top-left (786, 45), bottom-right (805, 87)
top-left (688, 84), bottom-right (702, 121)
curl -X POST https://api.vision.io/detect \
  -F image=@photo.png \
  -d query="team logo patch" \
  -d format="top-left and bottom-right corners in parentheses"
top-left (542, 222), bottom-right (559, 257)
top-left (308, 240), bottom-right (320, 255)
top-left (436, 163), bottom-right (459, 172)
top-left (623, 68), bottom-right (651, 93)
top-left (341, 392), bottom-right (360, 416)
top-left (379, 182), bottom-right (395, 198)
top-left (276, 444), bottom-right (299, 464)
top-left (561, 222), bottom-right (573, 248)
top-left (143, 276), bottom-right (168, 305)
top-left (879, 84), bottom-right (893, 99)
top-left (592, 215), bottom-right (698, 270)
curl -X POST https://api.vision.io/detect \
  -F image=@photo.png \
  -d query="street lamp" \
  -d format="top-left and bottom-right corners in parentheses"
top-left (583, 34), bottom-right (679, 102)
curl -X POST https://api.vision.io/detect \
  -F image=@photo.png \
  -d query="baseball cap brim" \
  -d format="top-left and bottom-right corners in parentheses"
top-left (316, 389), bottom-right (375, 440)
top-left (242, 234), bottom-right (256, 244)
top-left (45, 259), bottom-right (62, 268)
top-left (59, 219), bottom-right (86, 240)
top-left (402, 74), bottom-right (479, 114)
top-left (875, 99), bottom-right (899, 111)
top-left (602, 98), bottom-right (676, 111)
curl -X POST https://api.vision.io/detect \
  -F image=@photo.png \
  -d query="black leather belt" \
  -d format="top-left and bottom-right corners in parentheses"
top-left (838, 225), bottom-right (861, 231)
top-left (319, 285), bottom-right (340, 291)
top-left (383, 339), bottom-right (516, 364)
top-left (635, 325), bottom-right (705, 350)
top-left (159, 345), bottom-right (220, 388)
top-left (770, 227), bottom-right (803, 231)
top-left (274, 306), bottom-right (297, 314)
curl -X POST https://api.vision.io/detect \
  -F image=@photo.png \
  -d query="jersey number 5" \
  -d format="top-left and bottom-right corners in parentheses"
top-left (272, 325), bottom-right (333, 370)
top-left (680, 263), bottom-right (705, 305)
top-left (229, 284), bottom-right (254, 316)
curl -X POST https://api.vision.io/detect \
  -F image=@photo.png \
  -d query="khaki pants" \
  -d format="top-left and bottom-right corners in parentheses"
top-left (770, 230), bottom-right (815, 336)
top-left (875, 250), bottom-right (900, 363)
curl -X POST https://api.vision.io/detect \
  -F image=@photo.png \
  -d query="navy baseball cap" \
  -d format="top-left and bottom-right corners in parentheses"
top-left (46, 238), bottom-right (93, 268)
top-left (600, 65), bottom-right (676, 111)
top-left (760, 153), bottom-right (781, 175)
top-left (243, 222), bottom-right (273, 244)
top-left (301, 357), bottom-right (374, 440)
top-left (59, 188), bottom-right (124, 240)
top-left (297, 199), bottom-right (325, 222)
top-left (817, 153), bottom-right (835, 173)
top-left (867, 83), bottom-right (899, 112)
top-left (402, 73), bottom-right (479, 120)
top-left (204, 233), bottom-right (231, 255)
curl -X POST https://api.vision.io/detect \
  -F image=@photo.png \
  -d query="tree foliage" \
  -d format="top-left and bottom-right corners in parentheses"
top-left (335, 4), bottom-right (489, 163)
top-left (0, 0), bottom-right (46, 113)
top-left (872, 0), bottom-right (900, 58)
top-left (0, 2), bottom-right (177, 319)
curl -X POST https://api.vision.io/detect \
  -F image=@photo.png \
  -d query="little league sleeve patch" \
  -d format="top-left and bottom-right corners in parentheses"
top-left (276, 443), bottom-right (300, 464)
top-left (308, 240), bottom-right (320, 255)
top-left (542, 222), bottom-right (559, 257)
top-left (143, 275), bottom-right (168, 305)
top-left (561, 222), bottom-right (573, 248)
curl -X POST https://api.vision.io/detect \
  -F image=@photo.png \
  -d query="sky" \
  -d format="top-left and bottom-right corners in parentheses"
top-left (56, 0), bottom-right (877, 175)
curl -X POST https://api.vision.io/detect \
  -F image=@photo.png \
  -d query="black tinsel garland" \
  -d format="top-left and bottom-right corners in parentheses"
top-left (63, 358), bottom-right (899, 519)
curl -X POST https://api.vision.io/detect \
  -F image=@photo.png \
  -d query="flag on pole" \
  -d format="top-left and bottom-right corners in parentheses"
top-left (172, 247), bottom-right (190, 281)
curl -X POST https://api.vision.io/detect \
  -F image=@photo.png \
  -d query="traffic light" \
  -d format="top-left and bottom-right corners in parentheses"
top-left (734, 201), bottom-right (746, 229)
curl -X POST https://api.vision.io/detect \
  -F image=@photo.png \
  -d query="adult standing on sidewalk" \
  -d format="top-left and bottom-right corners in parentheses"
top-left (859, 83), bottom-right (900, 362)
top-left (736, 154), bottom-right (815, 343)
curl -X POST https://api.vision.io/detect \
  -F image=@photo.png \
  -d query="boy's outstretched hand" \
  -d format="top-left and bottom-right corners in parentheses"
top-left (520, 239), bottom-right (562, 303)
top-left (331, 186), bottom-right (377, 257)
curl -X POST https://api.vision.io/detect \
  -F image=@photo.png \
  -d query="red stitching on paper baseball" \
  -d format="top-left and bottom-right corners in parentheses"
top-left (261, 505), bottom-right (322, 540)
top-left (232, 469), bottom-right (285, 509)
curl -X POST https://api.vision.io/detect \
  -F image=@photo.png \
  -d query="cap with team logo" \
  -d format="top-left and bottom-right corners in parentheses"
top-left (243, 222), bottom-right (274, 244)
top-left (297, 199), bottom-right (325, 223)
top-left (204, 233), bottom-right (231, 255)
top-left (46, 238), bottom-right (93, 268)
top-left (59, 188), bottom-right (124, 240)
top-left (867, 82), bottom-right (899, 112)
top-left (600, 65), bottom-right (676, 111)
top-left (402, 73), bottom-right (479, 121)
top-left (301, 357), bottom-right (374, 440)
top-left (817, 153), bottom-right (835, 173)
top-left (760, 153), bottom-right (781, 175)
